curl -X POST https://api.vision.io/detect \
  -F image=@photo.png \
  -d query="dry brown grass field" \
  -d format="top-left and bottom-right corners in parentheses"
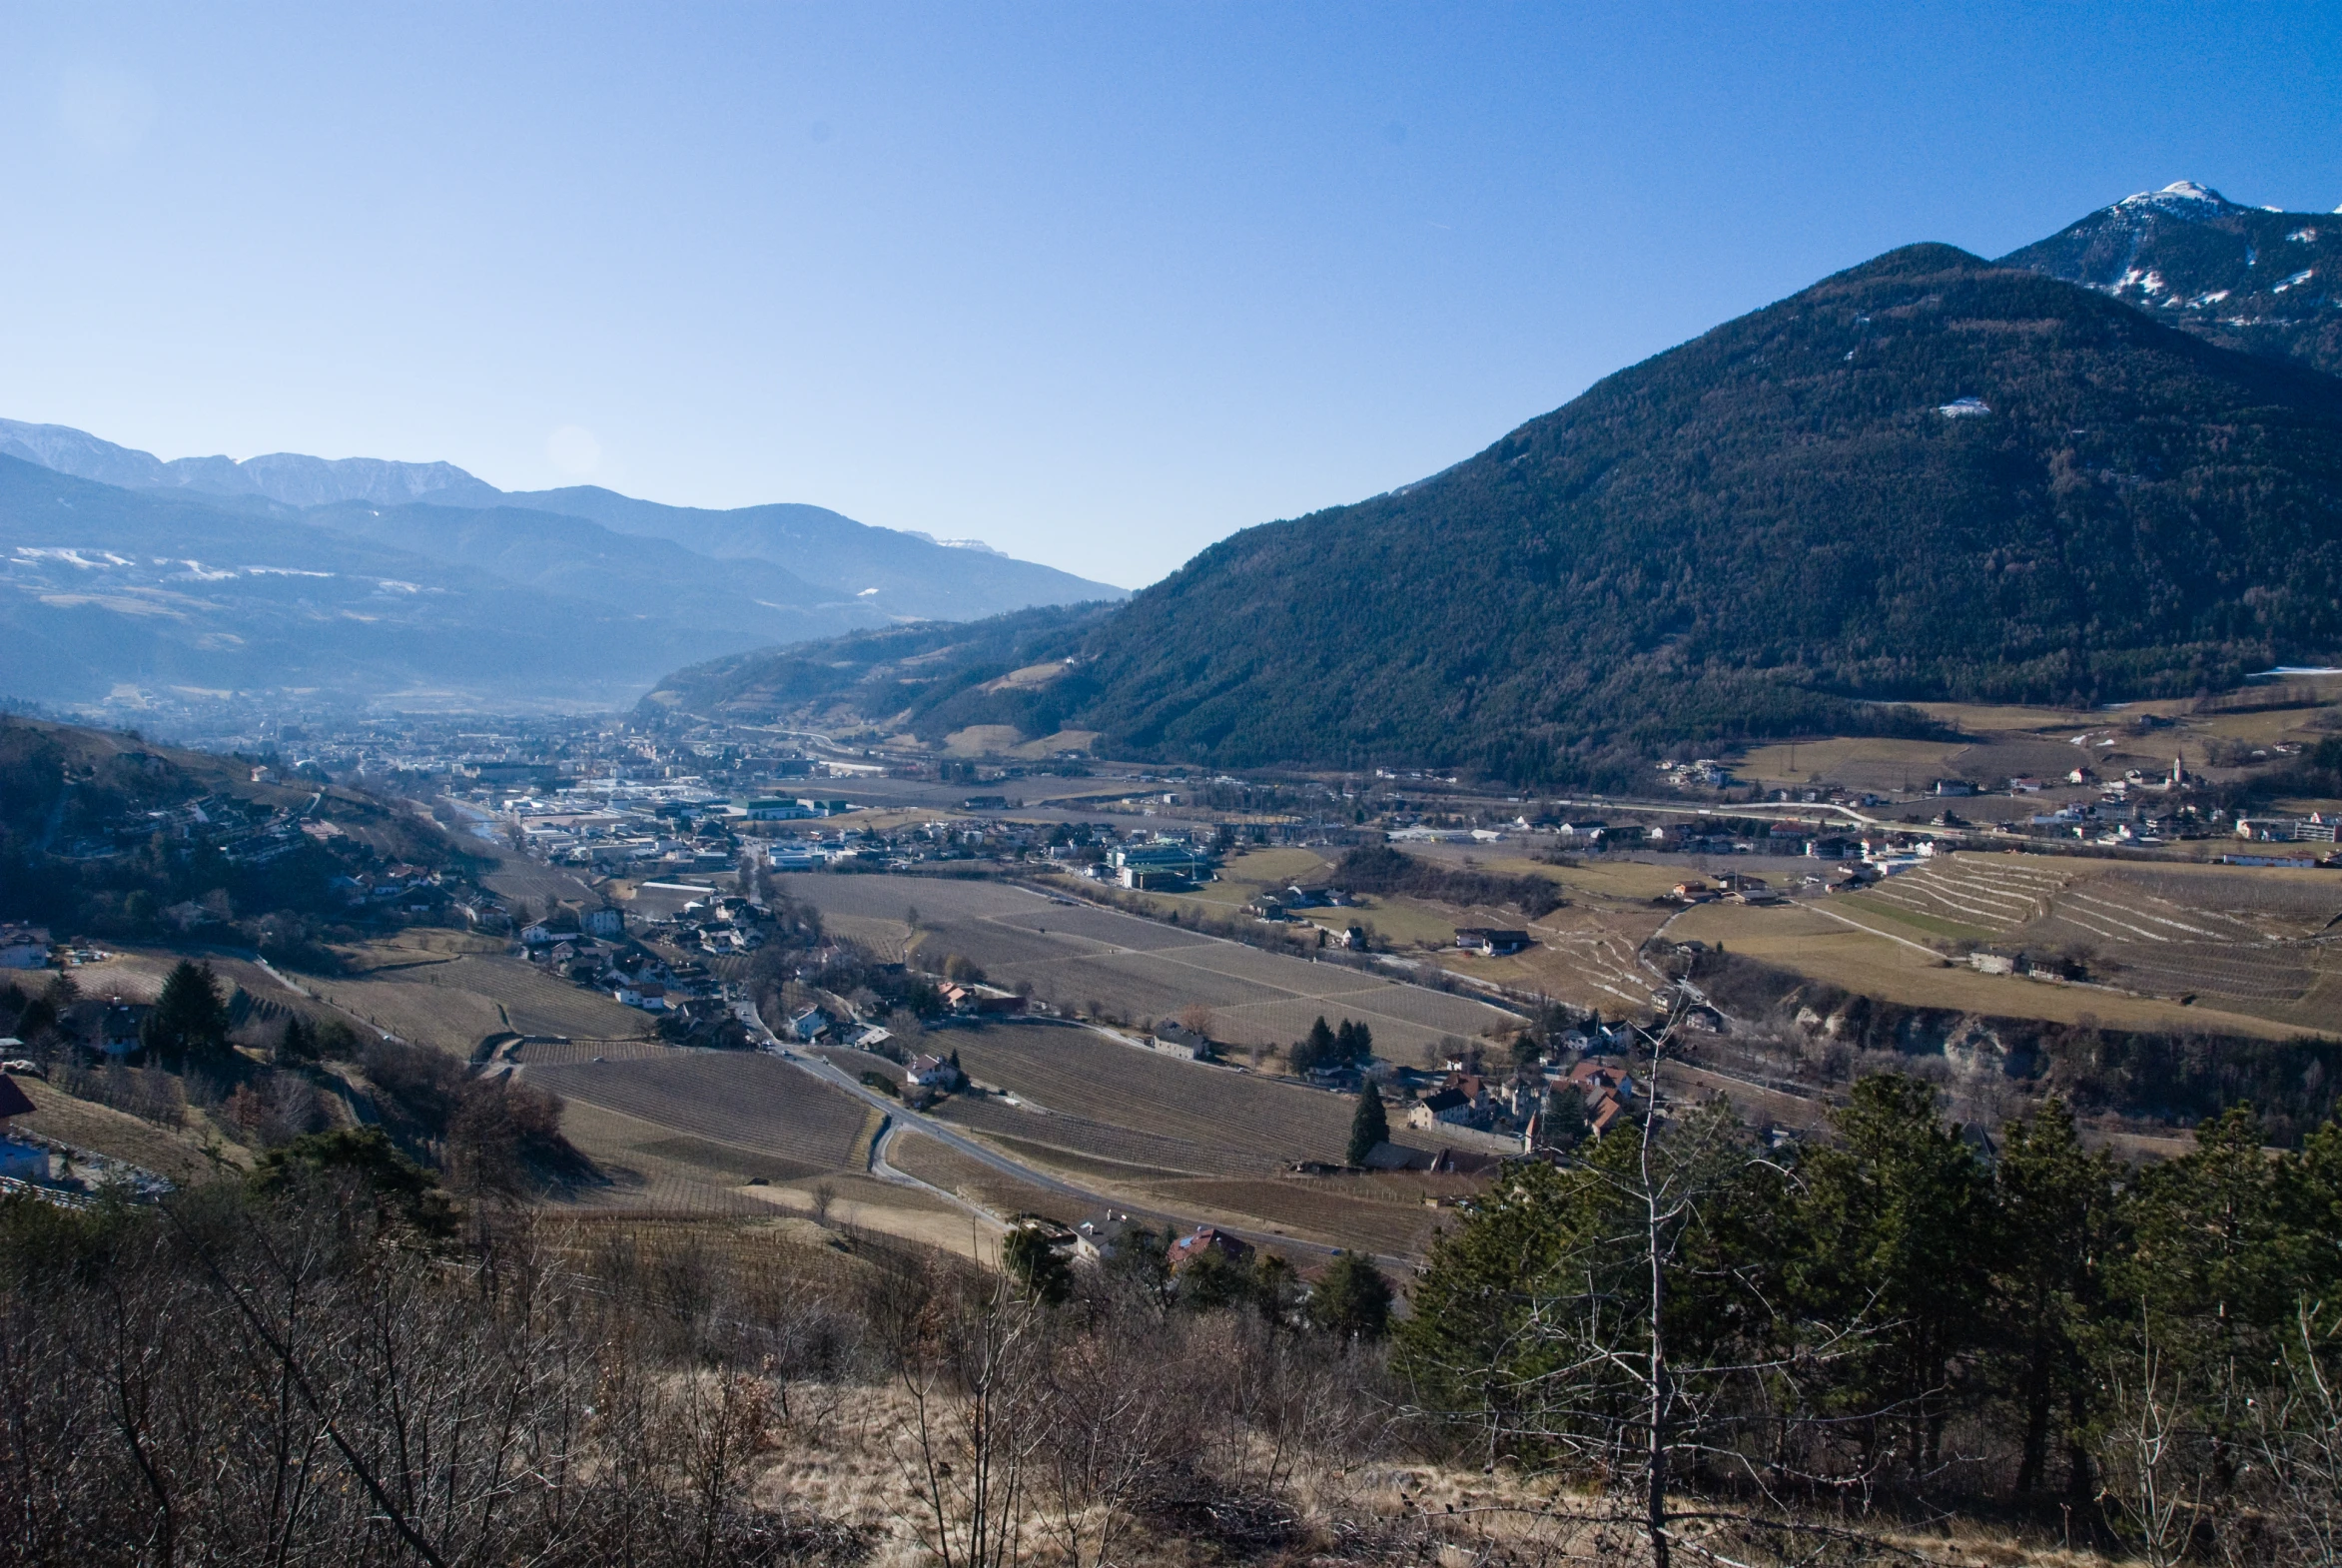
top-left (523, 1051), bottom-right (879, 1177)
top-left (1137, 1174), bottom-right (1450, 1256)
top-left (7, 1073), bottom-right (250, 1182)
top-left (881, 1129), bottom-right (1085, 1226)
top-left (290, 970), bottom-right (510, 1053)
top-left (284, 942), bottom-right (655, 1055)
top-left (777, 872), bottom-right (1516, 1056)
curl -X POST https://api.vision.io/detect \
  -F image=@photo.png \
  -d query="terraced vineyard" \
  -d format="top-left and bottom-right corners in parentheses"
top-left (511, 1039), bottom-right (675, 1067)
top-left (2018, 869), bottom-right (2336, 1020)
top-left (1848, 854), bottom-right (2071, 939)
top-left (523, 1052), bottom-right (879, 1180)
top-left (1841, 852), bottom-right (2340, 1027)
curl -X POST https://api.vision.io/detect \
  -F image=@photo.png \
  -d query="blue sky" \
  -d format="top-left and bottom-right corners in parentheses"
top-left (5, 3), bottom-right (2339, 587)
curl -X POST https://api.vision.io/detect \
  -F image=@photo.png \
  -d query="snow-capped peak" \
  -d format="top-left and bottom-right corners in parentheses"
top-left (2119, 180), bottom-right (2231, 209)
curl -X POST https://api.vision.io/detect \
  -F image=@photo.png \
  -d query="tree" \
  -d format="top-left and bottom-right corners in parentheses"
top-left (1003, 1227), bottom-right (1072, 1306)
top-left (1291, 1016), bottom-right (1338, 1076)
top-left (1346, 1082), bottom-right (1388, 1167)
top-left (273, 1014), bottom-right (319, 1066)
top-left (1790, 1073), bottom-right (1995, 1475)
top-left (1308, 1254), bottom-right (1392, 1339)
top-left (1994, 1097), bottom-right (2117, 1502)
top-left (1397, 1012), bottom-right (1877, 1568)
top-left (1540, 1086), bottom-right (1589, 1150)
top-left (143, 961), bottom-right (231, 1068)
top-left (2112, 1104), bottom-right (2310, 1497)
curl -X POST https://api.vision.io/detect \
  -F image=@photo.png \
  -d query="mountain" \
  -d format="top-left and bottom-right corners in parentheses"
top-left (1999, 181), bottom-right (2342, 378)
top-left (647, 243), bottom-right (2342, 788)
top-left (0, 456), bottom-right (884, 709)
top-left (0, 419), bottom-right (500, 507)
top-left (478, 487), bottom-right (1116, 622)
top-left (0, 418), bottom-right (1126, 623)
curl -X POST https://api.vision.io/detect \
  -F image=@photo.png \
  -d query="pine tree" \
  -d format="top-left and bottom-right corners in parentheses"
top-left (1309, 1253), bottom-right (1394, 1339)
top-left (144, 960), bottom-right (231, 1068)
top-left (275, 1014), bottom-right (319, 1066)
top-left (1348, 1081), bottom-right (1389, 1166)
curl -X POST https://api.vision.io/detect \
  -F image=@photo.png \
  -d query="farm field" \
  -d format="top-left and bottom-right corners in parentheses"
top-left (6, 1073), bottom-right (250, 1183)
top-left (1136, 1175), bottom-right (1451, 1257)
top-left (935, 1020), bottom-right (1488, 1176)
top-left (1667, 899), bottom-right (2320, 1040)
top-left (522, 1051), bottom-right (881, 1180)
top-left (546, 1098), bottom-right (982, 1256)
top-left (1814, 852), bottom-right (2342, 1033)
top-left (883, 1129), bottom-right (1085, 1226)
top-left (284, 943), bottom-right (657, 1056)
top-left (776, 872), bottom-right (1517, 1056)
top-left (287, 969), bottom-right (509, 1054)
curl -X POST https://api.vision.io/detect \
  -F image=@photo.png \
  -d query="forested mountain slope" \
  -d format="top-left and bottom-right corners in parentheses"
top-left (653, 245), bottom-right (2342, 787)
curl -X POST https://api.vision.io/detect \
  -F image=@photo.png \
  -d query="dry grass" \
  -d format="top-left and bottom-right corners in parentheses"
top-left (1669, 900), bottom-right (2319, 1039)
top-left (526, 1051), bottom-right (880, 1177)
top-left (883, 1129), bottom-right (1085, 1226)
top-left (8, 1073), bottom-right (249, 1181)
top-left (781, 871), bottom-right (1517, 1058)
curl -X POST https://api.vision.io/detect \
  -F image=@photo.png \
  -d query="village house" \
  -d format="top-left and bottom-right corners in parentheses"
top-left (0, 926), bottom-right (50, 970)
top-left (1169, 1225), bottom-right (1254, 1273)
top-left (1407, 1086), bottom-right (1479, 1130)
top-left (907, 1054), bottom-right (962, 1090)
top-left (785, 1005), bottom-right (828, 1041)
top-left (0, 1072), bottom-right (45, 1181)
top-left (1453, 927), bottom-right (1533, 956)
top-left (1074, 1211), bottom-right (1140, 1263)
top-left (1151, 1020), bottom-right (1210, 1060)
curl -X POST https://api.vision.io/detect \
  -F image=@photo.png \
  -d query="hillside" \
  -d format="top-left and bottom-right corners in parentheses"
top-left (0, 714), bottom-right (481, 961)
top-left (647, 244), bottom-right (2342, 786)
top-left (2000, 180), bottom-right (2342, 378)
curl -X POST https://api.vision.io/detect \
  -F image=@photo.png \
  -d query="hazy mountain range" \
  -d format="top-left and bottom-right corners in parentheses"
top-left (0, 422), bottom-right (1123, 710)
top-left (648, 183), bottom-right (2342, 788)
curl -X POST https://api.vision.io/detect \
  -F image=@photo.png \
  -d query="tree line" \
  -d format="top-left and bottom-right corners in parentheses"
top-left (1396, 1070), bottom-right (2342, 1564)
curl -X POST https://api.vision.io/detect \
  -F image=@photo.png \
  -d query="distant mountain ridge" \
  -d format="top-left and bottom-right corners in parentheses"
top-left (1998, 180), bottom-right (2342, 378)
top-left (649, 239), bottom-right (2342, 788)
top-left (0, 419), bottom-right (502, 508)
top-left (0, 418), bottom-right (1124, 622)
top-left (0, 421), bottom-right (1122, 711)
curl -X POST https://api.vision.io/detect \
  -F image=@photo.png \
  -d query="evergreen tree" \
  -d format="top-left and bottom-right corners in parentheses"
top-left (143, 961), bottom-right (231, 1068)
top-left (1790, 1075), bottom-right (1994, 1473)
top-left (1994, 1098), bottom-right (2118, 1502)
top-left (1308, 1253), bottom-right (1393, 1339)
top-left (274, 1014), bottom-right (319, 1066)
top-left (1002, 1226), bottom-right (1072, 1305)
top-left (1347, 1081), bottom-right (1389, 1166)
